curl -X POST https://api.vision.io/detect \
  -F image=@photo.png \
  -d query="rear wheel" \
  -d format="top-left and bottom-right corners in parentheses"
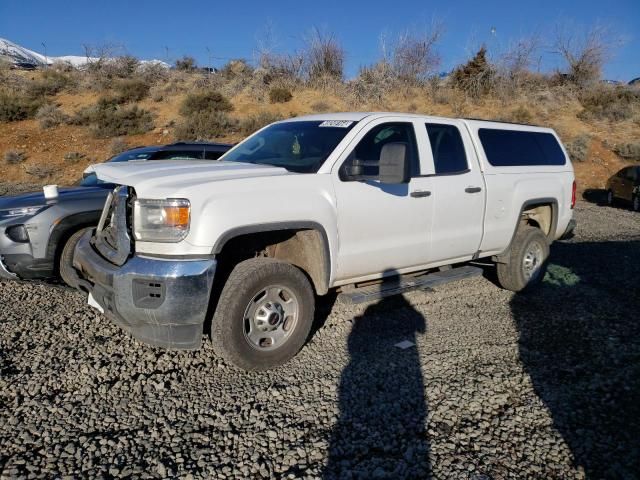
top-left (59, 227), bottom-right (92, 287)
top-left (496, 225), bottom-right (549, 292)
top-left (211, 258), bottom-right (315, 370)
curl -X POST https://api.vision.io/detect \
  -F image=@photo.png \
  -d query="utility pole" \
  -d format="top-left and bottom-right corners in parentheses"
top-left (41, 42), bottom-right (48, 67)
top-left (206, 46), bottom-right (212, 74)
top-left (164, 46), bottom-right (170, 65)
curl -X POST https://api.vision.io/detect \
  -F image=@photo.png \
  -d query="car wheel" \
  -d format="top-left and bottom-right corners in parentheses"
top-left (496, 225), bottom-right (550, 292)
top-left (59, 227), bottom-right (93, 288)
top-left (606, 189), bottom-right (614, 206)
top-left (211, 258), bottom-right (315, 370)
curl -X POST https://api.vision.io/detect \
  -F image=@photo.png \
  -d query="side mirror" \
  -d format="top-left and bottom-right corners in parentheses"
top-left (378, 142), bottom-right (410, 184)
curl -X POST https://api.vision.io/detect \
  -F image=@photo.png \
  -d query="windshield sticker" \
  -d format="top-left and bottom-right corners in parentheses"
top-left (319, 120), bottom-right (354, 128)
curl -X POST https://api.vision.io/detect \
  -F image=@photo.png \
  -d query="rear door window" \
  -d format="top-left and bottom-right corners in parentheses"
top-left (425, 124), bottom-right (468, 174)
top-left (478, 129), bottom-right (566, 166)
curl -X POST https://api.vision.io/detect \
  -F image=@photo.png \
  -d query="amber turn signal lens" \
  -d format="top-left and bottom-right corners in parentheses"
top-left (164, 206), bottom-right (190, 227)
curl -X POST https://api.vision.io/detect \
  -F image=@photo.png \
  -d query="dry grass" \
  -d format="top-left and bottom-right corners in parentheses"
top-left (0, 68), bottom-right (637, 191)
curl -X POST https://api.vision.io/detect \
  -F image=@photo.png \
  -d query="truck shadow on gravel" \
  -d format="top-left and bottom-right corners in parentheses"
top-left (324, 283), bottom-right (431, 479)
top-left (511, 240), bottom-right (640, 478)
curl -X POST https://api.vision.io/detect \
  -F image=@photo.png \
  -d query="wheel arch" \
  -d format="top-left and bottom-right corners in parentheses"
top-left (212, 221), bottom-right (332, 295)
top-left (494, 198), bottom-right (558, 263)
top-left (46, 211), bottom-right (101, 272)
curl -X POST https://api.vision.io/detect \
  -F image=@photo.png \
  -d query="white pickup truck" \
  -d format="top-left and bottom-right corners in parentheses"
top-left (72, 113), bottom-right (576, 370)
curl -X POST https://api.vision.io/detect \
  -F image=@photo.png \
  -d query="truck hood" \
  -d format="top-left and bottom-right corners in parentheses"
top-left (0, 186), bottom-right (109, 210)
top-left (91, 160), bottom-right (292, 195)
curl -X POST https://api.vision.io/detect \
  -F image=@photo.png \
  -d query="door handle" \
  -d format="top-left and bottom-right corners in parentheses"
top-left (410, 190), bottom-right (431, 198)
top-left (465, 186), bottom-right (482, 193)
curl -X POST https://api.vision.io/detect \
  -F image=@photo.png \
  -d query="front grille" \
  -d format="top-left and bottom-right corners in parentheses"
top-left (92, 185), bottom-right (132, 266)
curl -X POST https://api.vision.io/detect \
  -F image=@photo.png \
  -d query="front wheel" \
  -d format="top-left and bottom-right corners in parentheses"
top-left (59, 227), bottom-right (93, 287)
top-left (496, 225), bottom-right (549, 292)
top-left (607, 189), bottom-right (615, 206)
top-left (211, 258), bottom-right (315, 370)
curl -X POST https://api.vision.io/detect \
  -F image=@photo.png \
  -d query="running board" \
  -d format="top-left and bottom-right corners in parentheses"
top-left (337, 265), bottom-right (483, 305)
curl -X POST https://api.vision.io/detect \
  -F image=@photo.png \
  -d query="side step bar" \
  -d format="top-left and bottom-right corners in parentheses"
top-left (337, 265), bottom-right (483, 305)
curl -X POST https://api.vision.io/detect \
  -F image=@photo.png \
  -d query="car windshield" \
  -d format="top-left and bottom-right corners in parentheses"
top-left (221, 120), bottom-right (356, 173)
top-left (108, 150), bottom-right (154, 162)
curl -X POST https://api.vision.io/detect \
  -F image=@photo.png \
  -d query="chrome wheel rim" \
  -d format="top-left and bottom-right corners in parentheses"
top-left (523, 241), bottom-right (544, 281)
top-left (243, 285), bottom-right (299, 351)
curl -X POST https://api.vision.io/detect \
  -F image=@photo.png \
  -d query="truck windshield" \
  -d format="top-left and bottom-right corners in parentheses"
top-left (221, 120), bottom-right (356, 173)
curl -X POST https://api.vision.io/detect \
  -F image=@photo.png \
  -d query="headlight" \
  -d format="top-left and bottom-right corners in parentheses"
top-left (133, 198), bottom-right (190, 243)
top-left (0, 205), bottom-right (48, 220)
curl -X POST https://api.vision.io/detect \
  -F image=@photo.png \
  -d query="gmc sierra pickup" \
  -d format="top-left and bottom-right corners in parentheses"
top-left (72, 113), bottom-right (576, 370)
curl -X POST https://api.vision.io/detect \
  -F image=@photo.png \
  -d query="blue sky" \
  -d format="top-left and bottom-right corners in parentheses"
top-left (1, 0), bottom-right (638, 80)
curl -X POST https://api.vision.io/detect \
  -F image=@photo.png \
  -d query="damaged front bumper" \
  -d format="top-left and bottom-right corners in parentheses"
top-left (72, 231), bottom-right (216, 349)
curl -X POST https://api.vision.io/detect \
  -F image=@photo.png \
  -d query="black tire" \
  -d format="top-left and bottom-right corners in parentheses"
top-left (496, 225), bottom-right (549, 292)
top-left (59, 227), bottom-right (92, 287)
top-left (211, 258), bottom-right (315, 371)
top-left (607, 189), bottom-right (615, 206)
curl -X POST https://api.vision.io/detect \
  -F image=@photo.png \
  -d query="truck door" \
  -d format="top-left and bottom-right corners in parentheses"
top-left (332, 119), bottom-right (434, 281)
top-left (425, 121), bottom-right (485, 262)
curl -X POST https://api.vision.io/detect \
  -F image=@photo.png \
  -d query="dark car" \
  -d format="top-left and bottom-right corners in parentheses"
top-left (0, 142), bottom-right (232, 285)
top-left (606, 165), bottom-right (640, 212)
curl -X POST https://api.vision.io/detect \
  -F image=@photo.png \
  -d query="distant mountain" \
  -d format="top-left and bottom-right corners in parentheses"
top-left (0, 38), bottom-right (169, 68)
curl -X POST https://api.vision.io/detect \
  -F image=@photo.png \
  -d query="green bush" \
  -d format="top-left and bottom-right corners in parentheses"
top-left (72, 98), bottom-right (154, 138)
top-left (4, 150), bottom-right (27, 164)
top-left (114, 78), bottom-right (150, 103)
top-left (0, 91), bottom-right (44, 122)
top-left (175, 56), bottom-right (197, 71)
top-left (174, 111), bottom-right (237, 141)
top-left (35, 104), bottom-right (69, 129)
top-left (27, 69), bottom-right (74, 97)
top-left (565, 135), bottom-right (591, 163)
top-left (180, 91), bottom-right (233, 116)
top-left (269, 87), bottom-right (292, 103)
top-left (613, 142), bottom-right (640, 161)
top-left (578, 87), bottom-right (640, 122)
top-left (239, 112), bottom-right (283, 136)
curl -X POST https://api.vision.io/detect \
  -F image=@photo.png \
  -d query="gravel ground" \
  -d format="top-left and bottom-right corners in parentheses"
top-left (1, 201), bottom-right (639, 479)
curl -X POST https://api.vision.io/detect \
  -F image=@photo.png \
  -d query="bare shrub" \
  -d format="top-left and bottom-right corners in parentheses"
top-left (114, 78), bottom-right (150, 103)
top-left (180, 91), bottom-right (233, 116)
top-left (552, 23), bottom-right (617, 87)
top-left (64, 152), bottom-right (86, 163)
top-left (310, 101), bottom-right (331, 112)
top-left (0, 91), bottom-right (44, 122)
top-left (175, 56), bottom-right (197, 71)
top-left (349, 62), bottom-right (395, 104)
top-left (137, 62), bottom-right (170, 84)
top-left (107, 55), bottom-right (140, 78)
top-left (565, 134), bottom-right (591, 162)
top-left (35, 104), bottom-right (69, 129)
top-left (269, 87), bottom-right (292, 103)
top-left (613, 142), bottom-right (640, 161)
top-left (239, 112), bottom-right (284, 135)
top-left (109, 137), bottom-right (129, 155)
top-left (451, 47), bottom-right (495, 97)
top-left (305, 29), bottom-right (344, 83)
top-left (578, 87), bottom-right (640, 122)
top-left (507, 105), bottom-right (535, 124)
top-left (25, 165), bottom-right (54, 179)
top-left (174, 111), bottom-right (238, 141)
top-left (4, 150), bottom-right (27, 164)
top-left (385, 24), bottom-right (443, 84)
